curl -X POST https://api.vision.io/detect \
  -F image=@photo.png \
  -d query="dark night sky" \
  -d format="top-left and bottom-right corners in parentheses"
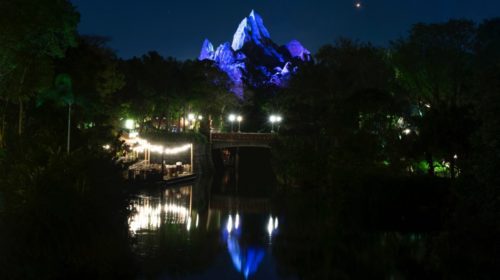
top-left (70, 0), bottom-right (500, 60)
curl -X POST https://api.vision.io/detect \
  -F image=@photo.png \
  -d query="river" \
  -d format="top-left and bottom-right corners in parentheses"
top-left (127, 148), bottom-right (437, 279)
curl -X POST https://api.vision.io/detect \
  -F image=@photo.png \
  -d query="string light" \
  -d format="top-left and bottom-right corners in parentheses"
top-left (124, 135), bottom-right (191, 155)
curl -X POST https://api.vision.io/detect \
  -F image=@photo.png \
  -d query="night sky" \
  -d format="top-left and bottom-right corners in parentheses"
top-left (70, 0), bottom-right (500, 60)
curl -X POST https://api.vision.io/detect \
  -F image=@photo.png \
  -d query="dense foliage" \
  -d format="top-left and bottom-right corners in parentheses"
top-left (1, 0), bottom-right (499, 278)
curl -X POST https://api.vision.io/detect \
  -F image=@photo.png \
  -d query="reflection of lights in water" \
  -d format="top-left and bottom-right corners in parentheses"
top-left (222, 213), bottom-right (279, 277)
top-left (267, 215), bottom-right (279, 237)
top-left (224, 214), bottom-right (241, 234)
top-left (129, 201), bottom-right (162, 233)
top-left (186, 216), bottom-right (192, 231)
top-left (129, 186), bottom-right (193, 234)
top-left (226, 215), bottom-right (234, 233)
top-left (226, 228), bottom-right (265, 279)
top-left (163, 203), bottom-right (189, 218)
top-left (267, 216), bottom-right (274, 236)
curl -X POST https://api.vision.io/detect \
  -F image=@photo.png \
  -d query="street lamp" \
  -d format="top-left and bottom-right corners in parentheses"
top-left (125, 119), bottom-right (135, 130)
top-left (269, 115), bottom-right (282, 133)
top-left (187, 113), bottom-right (203, 130)
top-left (236, 115), bottom-right (243, 133)
top-left (228, 114), bottom-right (236, 132)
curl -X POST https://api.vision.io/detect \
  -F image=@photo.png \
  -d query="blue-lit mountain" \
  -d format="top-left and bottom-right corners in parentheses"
top-left (198, 10), bottom-right (312, 99)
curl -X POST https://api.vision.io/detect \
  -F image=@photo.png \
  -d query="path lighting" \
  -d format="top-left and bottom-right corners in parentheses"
top-left (188, 113), bottom-right (196, 121)
top-left (228, 114), bottom-right (236, 132)
top-left (198, 115), bottom-right (203, 120)
top-left (237, 115), bottom-right (243, 132)
top-left (269, 115), bottom-right (282, 133)
top-left (125, 119), bottom-right (135, 130)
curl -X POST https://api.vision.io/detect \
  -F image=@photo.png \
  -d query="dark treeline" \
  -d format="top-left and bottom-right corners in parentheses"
top-left (0, 1), bottom-right (236, 279)
top-left (270, 19), bottom-right (500, 278)
top-left (1, 0), bottom-right (500, 278)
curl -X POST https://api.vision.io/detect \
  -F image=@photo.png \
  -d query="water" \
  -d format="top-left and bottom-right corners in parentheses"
top-left (129, 148), bottom-right (290, 279)
top-left (127, 148), bottom-right (439, 279)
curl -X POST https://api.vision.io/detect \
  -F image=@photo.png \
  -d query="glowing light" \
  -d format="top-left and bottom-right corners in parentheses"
top-left (195, 214), bottom-right (199, 228)
top-left (128, 186), bottom-right (193, 235)
top-left (235, 213), bottom-right (240, 229)
top-left (128, 200), bottom-right (163, 233)
top-left (274, 217), bottom-right (278, 230)
top-left (124, 119), bottom-right (135, 130)
top-left (453, 154), bottom-right (458, 159)
top-left (187, 216), bottom-right (192, 231)
top-left (188, 113), bottom-right (195, 121)
top-left (403, 128), bottom-right (411, 135)
top-left (125, 135), bottom-right (191, 155)
top-left (267, 216), bottom-right (274, 236)
top-left (226, 215), bottom-right (234, 233)
top-left (129, 131), bottom-right (138, 138)
top-left (236, 115), bottom-right (243, 122)
top-left (269, 115), bottom-right (282, 123)
top-left (102, 144), bottom-right (111, 150)
top-left (229, 114), bottom-right (236, 122)
top-left (355, 2), bottom-right (362, 8)
top-left (425, 103), bottom-right (431, 108)
top-left (198, 115), bottom-right (203, 120)
top-left (163, 144), bottom-right (191, 155)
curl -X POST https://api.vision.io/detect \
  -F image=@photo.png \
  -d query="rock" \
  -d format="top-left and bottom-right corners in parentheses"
top-left (214, 42), bottom-right (235, 65)
top-left (197, 10), bottom-right (311, 99)
top-left (231, 10), bottom-right (271, 51)
top-left (285, 40), bottom-right (312, 61)
top-left (199, 38), bottom-right (215, 60)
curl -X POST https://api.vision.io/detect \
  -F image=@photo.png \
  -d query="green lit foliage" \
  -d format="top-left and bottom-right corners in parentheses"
top-left (392, 20), bottom-right (477, 177)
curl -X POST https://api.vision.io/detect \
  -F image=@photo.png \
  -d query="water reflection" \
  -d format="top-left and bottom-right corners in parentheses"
top-left (128, 148), bottom-right (286, 279)
top-left (222, 213), bottom-right (276, 279)
top-left (129, 185), bottom-right (196, 234)
top-left (123, 146), bottom-right (468, 279)
top-left (226, 233), bottom-right (265, 279)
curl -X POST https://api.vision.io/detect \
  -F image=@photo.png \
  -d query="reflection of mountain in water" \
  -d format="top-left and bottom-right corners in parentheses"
top-left (129, 147), bottom-right (283, 279)
top-left (220, 213), bottom-right (279, 279)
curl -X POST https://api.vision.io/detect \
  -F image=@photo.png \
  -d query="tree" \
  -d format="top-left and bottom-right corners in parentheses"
top-left (56, 36), bottom-right (125, 130)
top-left (392, 20), bottom-right (477, 177)
top-left (275, 39), bottom-right (397, 187)
top-left (0, 0), bottom-right (79, 141)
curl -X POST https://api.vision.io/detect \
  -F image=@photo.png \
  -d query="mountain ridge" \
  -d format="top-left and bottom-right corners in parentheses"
top-left (198, 10), bottom-right (311, 99)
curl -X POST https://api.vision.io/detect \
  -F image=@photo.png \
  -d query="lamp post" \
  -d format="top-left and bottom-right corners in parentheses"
top-left (125, 119), bottom-right (135, 130)
top-left (269, 115), bottom-right (282, 133)
top-left (188, 113), bottom-right (195, 130)
top-left (276, 116), bottom-right (282, 132)
top-left (237, 115), bottom-right (243, 133)
top-left (228, 114), bottom-right (236, 132)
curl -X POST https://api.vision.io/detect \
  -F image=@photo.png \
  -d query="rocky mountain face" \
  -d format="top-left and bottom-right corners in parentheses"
top-left (198, 10), bottom-right (311, 99)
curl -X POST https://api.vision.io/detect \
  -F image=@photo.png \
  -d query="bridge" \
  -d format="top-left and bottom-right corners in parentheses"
top-left (210, 132), bottom-right (276, 149)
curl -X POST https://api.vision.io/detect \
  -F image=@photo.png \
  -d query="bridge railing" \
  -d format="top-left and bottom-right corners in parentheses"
top-left (210, 132), bottom-right (275, 143)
